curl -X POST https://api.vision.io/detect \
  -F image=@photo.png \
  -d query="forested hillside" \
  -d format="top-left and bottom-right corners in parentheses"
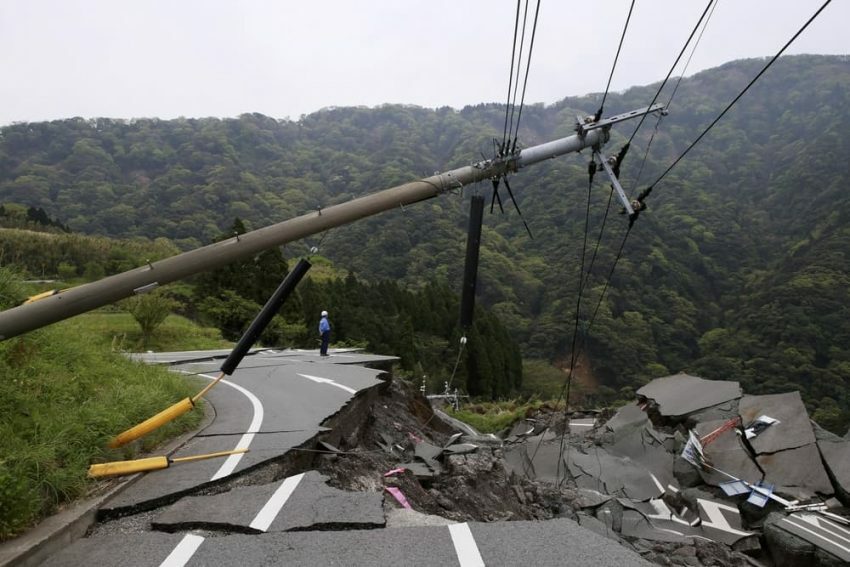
top-left (1, 55), bottom-right (848, 430)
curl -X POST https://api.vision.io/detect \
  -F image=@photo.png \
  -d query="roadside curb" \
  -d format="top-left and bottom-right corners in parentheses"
top-left (0, 397), bottom-right (216, 567)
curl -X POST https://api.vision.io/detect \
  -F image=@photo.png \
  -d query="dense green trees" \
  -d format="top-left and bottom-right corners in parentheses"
top-left (0, 55), bottom-right (848, 428)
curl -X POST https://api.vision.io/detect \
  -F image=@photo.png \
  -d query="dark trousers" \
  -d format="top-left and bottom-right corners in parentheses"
top-left (320, 331), bottom-right (330, 355)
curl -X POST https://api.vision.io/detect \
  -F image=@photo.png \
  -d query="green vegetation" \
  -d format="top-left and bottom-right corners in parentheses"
top-left (0, 227), bottom-right (178, 282)
top-left (0, 55), bottom-right (848, 430)
top-left (445, 400), bottom-right (545, 434)
top-left (0, 268), bottom-right (205, 540)
top-left (122, 291), bottom-right (181, 347)
top-left (66, 311), bottom-right (230, 352)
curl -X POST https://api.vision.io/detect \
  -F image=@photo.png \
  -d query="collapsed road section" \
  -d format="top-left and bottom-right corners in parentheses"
top-left (33, 348), bottom-right (651, 567)
top-left (25, 353), bottom-right (850, 566)
top-left (505, 373), bottom-right (850, 566)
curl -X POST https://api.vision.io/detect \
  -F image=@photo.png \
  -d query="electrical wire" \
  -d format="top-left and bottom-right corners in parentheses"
top-left (628, 0), bottom-right (719, 191)
top-left (510, 0), bottom-right (542, 153)
top-left (506, 0), bottom-right (532, 153)
top-left (666, 0), bottom-right (719, 112)
top-left (626, 0), bottom-right (716, 147)
top-left (642, 0), bottom-right (832, 194)
top-left (501, 0), bottom-right (522, 154)
top-left (595, 0), bottom-right (636, 122)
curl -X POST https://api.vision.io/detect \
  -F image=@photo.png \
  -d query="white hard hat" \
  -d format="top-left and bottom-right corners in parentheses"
top-left (321, 310), bottom-right (328, 317)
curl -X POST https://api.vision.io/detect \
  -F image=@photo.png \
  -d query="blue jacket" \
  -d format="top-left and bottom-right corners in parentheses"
top-left (319, 317), bottom-right (330, 334)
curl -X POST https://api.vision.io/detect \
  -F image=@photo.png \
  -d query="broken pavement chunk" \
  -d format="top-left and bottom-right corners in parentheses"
top-left (637, 374), bottom-right (741, 418)
top-left (738, 392), bottom-right (815, 454)
top-left (757, 443), bottom-right (834, 500)
top-left (152, 471), bottom-right (384, 533)
top-left (817, 438), bottom-right (850, 505)
top-left (693, 420), bottom-right (763, 488)
top-left (443, 443), bottom-right (478, 456)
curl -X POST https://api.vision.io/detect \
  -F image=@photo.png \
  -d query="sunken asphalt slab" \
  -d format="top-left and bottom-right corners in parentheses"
top-left (103, 354), bottom-right (386, 512)
top-left (151, 471), bottom-right (385, 533)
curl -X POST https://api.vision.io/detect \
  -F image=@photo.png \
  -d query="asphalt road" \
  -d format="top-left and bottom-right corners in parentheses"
top-left (41, 349), bottom-right (650, 567)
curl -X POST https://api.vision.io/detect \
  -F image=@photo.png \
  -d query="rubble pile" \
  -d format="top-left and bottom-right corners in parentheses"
top-left (308, 374), bottom-right (849, 566)
top-left (503, 373), bottom-right (850, 566)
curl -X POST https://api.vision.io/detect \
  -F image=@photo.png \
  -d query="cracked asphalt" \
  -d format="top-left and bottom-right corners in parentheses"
top-left (39, 349), bottom-right (651, 567)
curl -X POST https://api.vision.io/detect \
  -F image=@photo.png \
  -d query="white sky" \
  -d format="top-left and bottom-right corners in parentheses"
top-left (0, 0), bottom-right (847, 125)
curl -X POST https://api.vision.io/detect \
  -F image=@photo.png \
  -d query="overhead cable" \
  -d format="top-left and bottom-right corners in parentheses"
top-left (629, 0), bottom-right (720, 191)
top-left (505, 0), bottom-right (532, 153)
top-left (627, 0), bottom-right (716, 146)
top-left (643, 0), bottom-right (832, 195)
top-left (501, 0), bottom-right (522, 153)
top-left (595, 0), bottom-right (636, 122)
top-left (510, 0), bottom-right (542, 153)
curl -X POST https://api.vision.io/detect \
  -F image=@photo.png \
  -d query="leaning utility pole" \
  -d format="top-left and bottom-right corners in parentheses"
top-left (0, 105), bottom-right (663, 341)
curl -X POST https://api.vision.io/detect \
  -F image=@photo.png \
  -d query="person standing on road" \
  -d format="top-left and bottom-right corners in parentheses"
top-left (319, 310), bottom-right (331, 356)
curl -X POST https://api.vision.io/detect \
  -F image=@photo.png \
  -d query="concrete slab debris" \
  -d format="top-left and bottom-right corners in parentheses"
top-left (636, 374), bottom-right (741, 418)
top-left (817, 439), bottom-right (850, 504)
top-left (443, 443), bottom-right (478, 456)
top-left (568, 446), bottom-right (664, 501)
top-left (397, 461), bottom-right (436, 480)
top-left (694, 420), bottom-right (763, 488)
top-left (739, 392), bottom-right (815, 454)
top-left (757, 443), bottom-right (834, 500)
top-left (575, 489), bottom-right (614, 509)
top-left (603, 403), bottom-right (650, 442)
top-left (767, 512), bottom-right (850, 564)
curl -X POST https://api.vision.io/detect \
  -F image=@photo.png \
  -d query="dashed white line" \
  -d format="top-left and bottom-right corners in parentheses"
top-left (296, 372), bottom-right (357, 394)
top-left (160, 533), bottom-right (205, 567)
top-left (161, 371), bottom-right (266, 565)
top-left (448, 522), bottom-right (485, 567)
top-left (249, 473), bottom-right (305, 532)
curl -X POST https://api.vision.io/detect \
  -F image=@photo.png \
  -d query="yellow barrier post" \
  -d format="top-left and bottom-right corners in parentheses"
top-left (88, 448), bottom-right (248, 478)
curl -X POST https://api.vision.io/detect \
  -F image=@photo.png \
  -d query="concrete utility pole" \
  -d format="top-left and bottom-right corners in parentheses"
top-left (0, 105), bottom-right (663, 341)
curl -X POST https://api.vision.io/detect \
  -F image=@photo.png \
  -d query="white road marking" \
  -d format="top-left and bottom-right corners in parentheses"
top-left (649, 473), bottom-right (665, 494)
top-left (249, 473), bottom-right (305, 532)
top-left (449, 523), bottom-right (485, 567)
top-left (698, 499), bottom-right (752, 537)
top-left (297, 372), bottom-right (357, 394)
top-left (784, 515), bottom-right (850, 553)
top-left (795, 513), bottom-right (850, 544)
top-left (193, 373), bottom-right (265, 481)
top-left (159, 370), bottom-right (266, 565)
top-left (159, 533), bottom-right (205, 567)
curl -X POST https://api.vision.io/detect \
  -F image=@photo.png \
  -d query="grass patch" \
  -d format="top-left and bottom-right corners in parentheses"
top-left (445, 399), bottom-right (545, 434)
top-left (0, 321), bottom-right (205, 541)
top-left (66, 311), bottom-right (232, 352)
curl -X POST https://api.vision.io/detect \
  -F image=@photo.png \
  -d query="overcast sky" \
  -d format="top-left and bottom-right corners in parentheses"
top-left (1, 1), bottom-right (847, 125)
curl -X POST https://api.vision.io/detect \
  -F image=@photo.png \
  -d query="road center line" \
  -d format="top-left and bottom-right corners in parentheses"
top-left (249, 473), bottom-right (306, 532)
top-left (160, 533), bottom-right (205, 567)
top-left (448, 522), bottom-right (485, 567)
top-left (160, 371), bottom-right (265, 564)
top-left (296, 372), bottom-right (357, 394)
top-left (193, 372), bottom-right (265, 481)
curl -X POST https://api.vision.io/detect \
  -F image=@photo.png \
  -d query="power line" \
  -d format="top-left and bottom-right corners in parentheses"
top-left (666, 0), bottom-right (720, 112)
top-left (595, 0), bottom-right (636, 122)
top-left (510, 0), bottom-right (542, 153)
top-left (629, 0), bottom-right (719, 191)
top-left (627, 0), bottom-right (716, 147)
top-left (500, 0), bottom-right (522, 154)
top-left (505, 0), bottom-right (532, 153)
top-left (641, 0), bottom-right (832, 197)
